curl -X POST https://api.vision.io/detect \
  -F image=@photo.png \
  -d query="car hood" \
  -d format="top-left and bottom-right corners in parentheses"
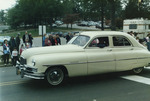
top-left (21, 44), bottom-right (84, 59)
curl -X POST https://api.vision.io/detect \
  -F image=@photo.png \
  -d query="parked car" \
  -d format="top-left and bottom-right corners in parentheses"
top-left (96, 24), bottom-right (111, 29)
top-left (16, 31), bottom-right (150, 86)
top-left (52, 23), bottom-right (57, 27)
top-left (95, 24), bottom-right (101, 28)
top-left (55, 20), bottom-right (63, 25)
top-left (78, 21), bottom-right (88, 26)
top-left (87, 21), bottom-right (96, 27)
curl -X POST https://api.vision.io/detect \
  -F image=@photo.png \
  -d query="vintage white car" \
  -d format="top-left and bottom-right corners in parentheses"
top-left (16, 31), bottom-right (150, 86)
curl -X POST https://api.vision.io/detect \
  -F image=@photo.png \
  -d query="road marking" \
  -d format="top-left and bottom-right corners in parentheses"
top-left (0, 80), bottom-right (27, 87)
top-left (121, 75), bottom-right (150, 85)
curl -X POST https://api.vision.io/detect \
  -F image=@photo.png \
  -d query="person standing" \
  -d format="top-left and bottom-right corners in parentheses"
top-left (11, 48), bottom-right (19, 66)
top-left (20, 44), bottom-right (24, 55)
top-left (44, 35), bottom-right (51, 46)
top-left (49, 34), bottom-right (53, 43)
top-left (25, 39), bottom-right (31, 49)
top-left (22, 31), bottom-right (29, 43)
top-left (42, 34), bottom-right (46, 46)
top-left (51, 35), bottom-right (57, 46)
top-left (56, 34), bottom-right (61, 45)
top-left (3, 40), bottom-right (10, 66)
top-left (9, 36), bottom-right (17, 54)
top-left (16, 33), bottom-right (20, 52)
top-left (146, 34), bottom-right (150, 51)
top-left (66, 33), bottom-right (71, 43)
top-left (29, 33), bottom-right (33, 47)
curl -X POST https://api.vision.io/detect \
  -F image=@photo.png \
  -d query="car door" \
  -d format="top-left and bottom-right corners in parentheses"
top-left (112, 35), bottom-right (138, 71)
top-left (85, 36), bottom-right (116, 75)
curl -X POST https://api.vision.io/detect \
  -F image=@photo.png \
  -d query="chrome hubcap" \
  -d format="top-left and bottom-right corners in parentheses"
top-left (47, 68), bottom-right (64, 85)
top-left (49, 71), bottom-right (61, 82)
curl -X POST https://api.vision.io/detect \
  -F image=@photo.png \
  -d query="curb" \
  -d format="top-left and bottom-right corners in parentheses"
top-left (0, 64), bottom-right (13, 68)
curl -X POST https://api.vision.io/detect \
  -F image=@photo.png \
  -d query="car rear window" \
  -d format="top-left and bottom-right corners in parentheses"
top-left (113, 36), bottom-right (132, 46)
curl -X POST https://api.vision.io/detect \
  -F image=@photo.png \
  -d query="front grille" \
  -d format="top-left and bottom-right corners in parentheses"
top-left (20, 57), bottom-right (27, 65)
top-left (26, 67), bottom-right (33, 73)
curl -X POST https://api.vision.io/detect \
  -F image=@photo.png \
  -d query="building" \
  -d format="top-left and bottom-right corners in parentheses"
top-left (123, 18), bottom-right (150, 38)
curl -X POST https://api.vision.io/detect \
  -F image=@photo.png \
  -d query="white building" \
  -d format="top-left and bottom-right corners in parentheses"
top-left (123, 18), bottom-right (150, 38)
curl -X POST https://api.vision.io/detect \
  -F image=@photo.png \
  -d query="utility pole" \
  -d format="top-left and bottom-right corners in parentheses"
top-left (101, 2), bottom-right (104, 31)
top-left (110, 0), bottom-right (116, 31)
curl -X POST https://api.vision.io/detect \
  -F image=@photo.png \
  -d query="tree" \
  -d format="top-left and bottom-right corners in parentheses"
top-left (80, 0), bottom-right (122, 30)
top-left (107, 0), bottom-right (122, 30)
top-left (7, 5), bottom-right (22, 30)
top-left (124, 0), bottom-right (150, 19)
top-left (7, 0), bottom-right (68, 29)
top-left (0, 10), bottom-right (6, 25)
top-left (63, 14), bottom-right (79, 29)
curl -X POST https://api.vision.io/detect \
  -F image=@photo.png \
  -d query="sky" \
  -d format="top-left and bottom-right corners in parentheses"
top-left (0, 0), bottom-right (16, 10)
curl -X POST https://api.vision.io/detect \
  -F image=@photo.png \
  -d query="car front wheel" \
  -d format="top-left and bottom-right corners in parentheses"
top-left (132, 67), bottom-right (144, 74)
top-left (46, 67), bottom-right (64, 86)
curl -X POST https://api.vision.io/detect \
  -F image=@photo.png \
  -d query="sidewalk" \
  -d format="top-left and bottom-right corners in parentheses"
top-left (0, 59), bottom-right (13, 67)
top-left (0, 64), bottom-right (12, 67)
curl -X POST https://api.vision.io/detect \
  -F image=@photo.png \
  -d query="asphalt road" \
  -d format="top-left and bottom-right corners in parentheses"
top-left (0, 67), bottom-right (150, 101)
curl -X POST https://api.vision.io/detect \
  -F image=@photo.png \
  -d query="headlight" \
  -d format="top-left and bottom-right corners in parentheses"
top-left (32, 59), bottom-right (36, 66)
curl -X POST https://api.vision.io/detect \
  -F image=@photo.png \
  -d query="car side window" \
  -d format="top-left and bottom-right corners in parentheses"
top-left (113, 36), bottom-right (132, 46)
top-left (89, 37), bottom-right (109, 48)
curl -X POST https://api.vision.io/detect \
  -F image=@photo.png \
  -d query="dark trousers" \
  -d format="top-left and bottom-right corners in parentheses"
top-left (3, 54), bottom-right (9, 64)
top-left (12, 56), bottom-right (18, 66)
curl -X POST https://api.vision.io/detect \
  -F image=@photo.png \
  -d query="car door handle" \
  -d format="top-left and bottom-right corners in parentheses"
top-left (107, 49), bottom-right (112, 51)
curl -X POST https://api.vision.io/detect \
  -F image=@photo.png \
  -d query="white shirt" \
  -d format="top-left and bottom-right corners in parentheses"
top-left (12, 50), bottom-right (18, 57)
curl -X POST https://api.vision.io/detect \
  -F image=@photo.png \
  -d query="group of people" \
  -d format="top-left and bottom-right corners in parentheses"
top-left (127, 31), bottom-right (150, 51)
top-left (43, 34), bottom-right (61, 46)
top-left (144, 33), bottom-right (150, 51)
top-left (2, 31), bottom-right (33, 66)
top-left (42, 32), bottom-right (76, 47)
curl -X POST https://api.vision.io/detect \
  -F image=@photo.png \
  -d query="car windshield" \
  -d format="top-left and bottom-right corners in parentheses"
top-left (68, 35), bottom-right (90, 46)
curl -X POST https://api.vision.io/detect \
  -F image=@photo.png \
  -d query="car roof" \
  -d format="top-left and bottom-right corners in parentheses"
top-left (80, 31), bottom-right (128, 37)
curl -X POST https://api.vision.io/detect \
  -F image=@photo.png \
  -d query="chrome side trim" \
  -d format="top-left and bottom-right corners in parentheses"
top-left (116, 58), bottom-right (138, 61)
top-left (43, 57), bottom-right (150, 67)
top-left (43, 59), bottom-right (115, 67)
top-left (138, 57), bottom-right (150, 60)
top-left (43, 62), bottom-right (87, 67)
top-left (88, 60), bottom-right (115, 63)
top-left (115, 57), bottom-right (150, 61)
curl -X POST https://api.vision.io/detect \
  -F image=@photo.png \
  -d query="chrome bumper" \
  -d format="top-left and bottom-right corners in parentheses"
top-left (16, 61), bottom-right (45, 79)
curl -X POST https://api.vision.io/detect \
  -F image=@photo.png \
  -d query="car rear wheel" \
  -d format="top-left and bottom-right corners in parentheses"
top-left (132, 67), bottom-right (144, 74)
top-left (46, 67), bottom-right (64, 86)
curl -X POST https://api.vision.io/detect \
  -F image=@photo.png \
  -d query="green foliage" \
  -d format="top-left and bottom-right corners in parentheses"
top-left (7, 0), bottom-right (66, 29)
top-left (5, 0), bottom-right (150, 31)
top-left (0, 10), bottom-right (6, 24)
top-left (124, 0), bottom-right (150, 19)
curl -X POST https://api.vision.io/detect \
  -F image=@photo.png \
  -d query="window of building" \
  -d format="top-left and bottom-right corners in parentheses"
top-left (129, 24), bottom-right (137, 29)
